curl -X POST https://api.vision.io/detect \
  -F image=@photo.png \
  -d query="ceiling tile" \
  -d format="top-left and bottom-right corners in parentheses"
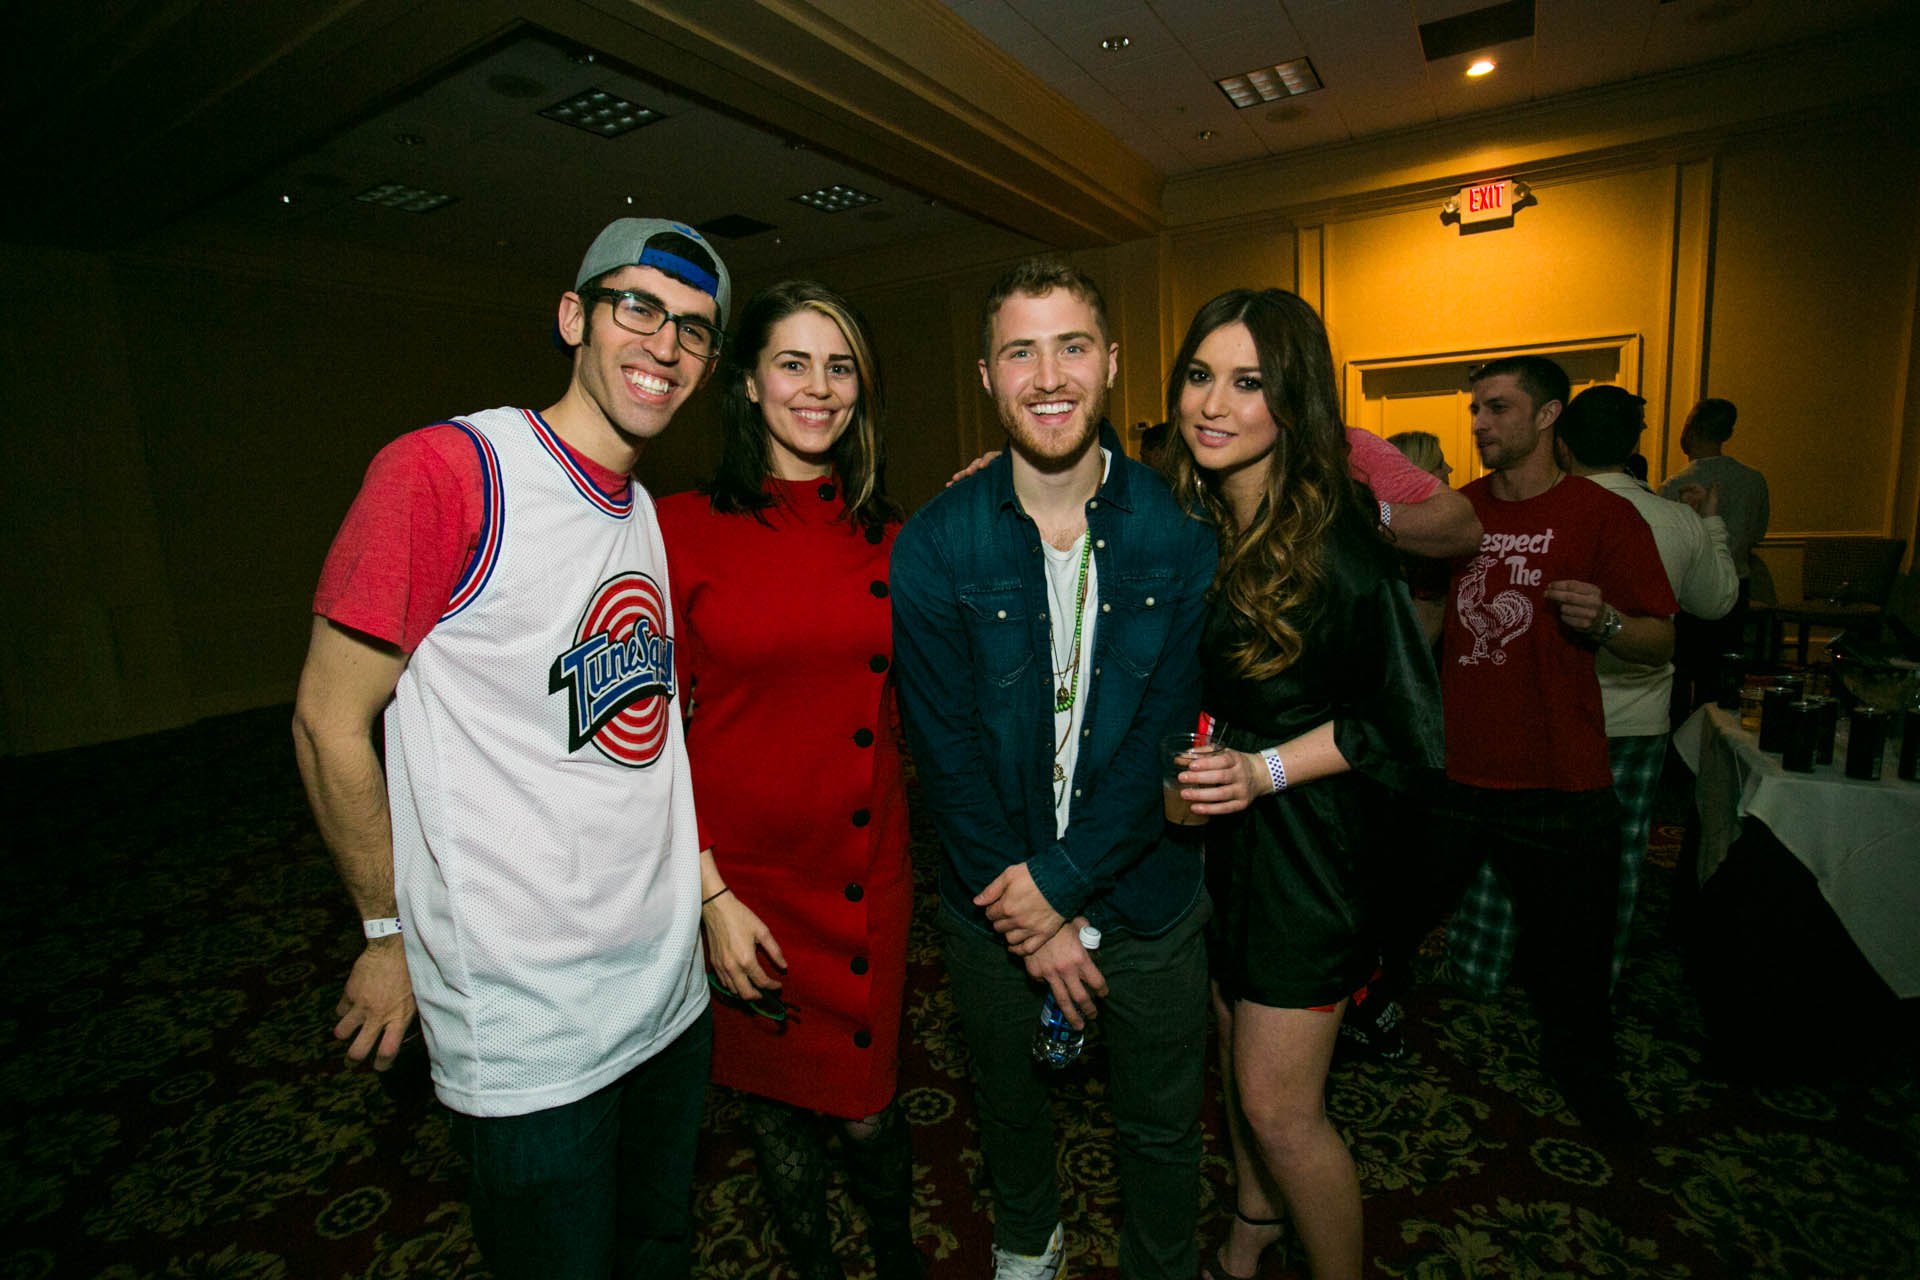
top-left (1149, 0), bottom-right (1280, 31)
top-left (1183, 24), bottom-right (1315, 79)
top-left (1533, 0), bottom-right (1645, 94)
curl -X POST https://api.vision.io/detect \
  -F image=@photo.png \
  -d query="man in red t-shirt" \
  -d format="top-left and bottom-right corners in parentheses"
top-left (1363, 355), bottom-right (1676, 1143)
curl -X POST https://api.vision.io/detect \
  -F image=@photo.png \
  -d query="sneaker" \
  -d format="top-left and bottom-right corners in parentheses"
top-left (991, 1222), bottom-right (1065, 1279)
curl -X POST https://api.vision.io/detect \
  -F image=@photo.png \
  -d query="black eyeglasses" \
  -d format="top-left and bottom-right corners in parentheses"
top-left (706, 971), bottom-right (799, 1024)
top-left (579, 288), bottom-right (723, 360)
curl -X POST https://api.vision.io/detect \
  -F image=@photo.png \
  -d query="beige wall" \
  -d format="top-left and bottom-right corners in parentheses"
top-left (1706, 124), bottom-right (1920, 540)
top-left (0, 236), bottom-right (568, 753)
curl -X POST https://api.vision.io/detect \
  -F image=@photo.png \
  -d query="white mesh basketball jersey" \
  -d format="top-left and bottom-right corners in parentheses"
top-left (385, 406), bottom-right (704, 1117)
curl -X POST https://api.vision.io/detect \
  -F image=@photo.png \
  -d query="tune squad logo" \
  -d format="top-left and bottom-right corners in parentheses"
top-left (549, 572), bottom-right (675, 766)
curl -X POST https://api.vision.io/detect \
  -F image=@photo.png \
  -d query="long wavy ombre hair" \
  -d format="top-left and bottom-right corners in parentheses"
top-left (1163, 288), bottom-right (1371, 681)
top-left (706, 280), bottom-right (897, 538)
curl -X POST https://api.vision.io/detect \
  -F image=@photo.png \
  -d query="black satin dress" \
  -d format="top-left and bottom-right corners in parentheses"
top-left (1202, 503), bottom-right (1444, 1008)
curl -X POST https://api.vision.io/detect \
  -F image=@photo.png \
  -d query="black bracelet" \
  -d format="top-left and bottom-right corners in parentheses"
top-left (702, 887), bottom-right (732, 906)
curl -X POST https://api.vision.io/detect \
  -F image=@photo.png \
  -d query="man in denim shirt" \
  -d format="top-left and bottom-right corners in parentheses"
top-left (891, 259), bottom-right (1216, 1279)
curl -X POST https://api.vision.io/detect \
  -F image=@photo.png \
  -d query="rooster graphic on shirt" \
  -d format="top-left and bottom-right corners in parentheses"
top-left (1455, 553), bottom-right (1533, 665)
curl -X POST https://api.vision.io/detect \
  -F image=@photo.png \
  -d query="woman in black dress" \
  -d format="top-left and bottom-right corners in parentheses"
top-left (1167, 289), bottom-right (1442, 1279)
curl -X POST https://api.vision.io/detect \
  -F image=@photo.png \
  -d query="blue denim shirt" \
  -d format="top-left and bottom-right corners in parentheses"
top-left (891, 426), bottom-right (1218, 940)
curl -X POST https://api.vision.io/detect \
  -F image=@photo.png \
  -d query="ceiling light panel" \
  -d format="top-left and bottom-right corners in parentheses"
top-left (354, 182), bottom-right (457, 213)
top-left (540, 88), bottom-right (665, 138)
top-left (791, 184), bottom-right (879, 213)
top-left (1216, 57), bottom-right (1323, 108)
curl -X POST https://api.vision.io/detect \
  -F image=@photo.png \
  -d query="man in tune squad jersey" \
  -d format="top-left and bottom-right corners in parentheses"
top-left (292, 218), bottom-right (730, 1279)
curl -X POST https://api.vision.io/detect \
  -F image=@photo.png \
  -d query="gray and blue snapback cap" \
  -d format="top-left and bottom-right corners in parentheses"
top-left (575, 217), bottom-right (732, 328)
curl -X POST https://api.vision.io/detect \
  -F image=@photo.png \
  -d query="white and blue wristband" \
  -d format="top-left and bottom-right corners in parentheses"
top-left (362, 917), bottom-right (403, 939)
top-left (1261, 747), bottom-right (1288, 794)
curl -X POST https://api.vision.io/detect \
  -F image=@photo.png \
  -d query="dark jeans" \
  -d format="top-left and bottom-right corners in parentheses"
top-left (447, 1008), bottom-right (713, 1280)
top-left (940, 899), bottom-right (1210, 1280)
top-left (1376, 784), bottom-right (1622, 1080)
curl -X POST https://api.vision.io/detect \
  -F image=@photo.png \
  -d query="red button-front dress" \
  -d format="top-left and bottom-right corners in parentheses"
top-left (656, 478), bottom-right (910, 1120)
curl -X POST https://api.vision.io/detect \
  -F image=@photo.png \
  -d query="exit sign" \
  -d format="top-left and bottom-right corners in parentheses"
top-left (1458, 180), bottom-right (1513, 225)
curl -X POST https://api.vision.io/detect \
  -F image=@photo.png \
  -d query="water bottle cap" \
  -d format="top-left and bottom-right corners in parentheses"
top-left (1077, 924), bottom-right (1102, 949)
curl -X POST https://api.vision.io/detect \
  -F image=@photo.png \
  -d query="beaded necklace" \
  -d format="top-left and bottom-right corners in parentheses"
top-left (1050, 534), bottom-right (1093, 714)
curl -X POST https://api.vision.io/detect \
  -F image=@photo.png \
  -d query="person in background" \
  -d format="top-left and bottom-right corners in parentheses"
top-left (1385, 429), bottom-right (1453, 487)
top-left (1448, 385), bottom-right (1735, 998)
top-left (292, 217), bottom-right (729, 1278)
top-left (1346, 425), bottom-right (1478, 559)
top-left (657, 281), bottom-right (922, 1279)
top-left (1661, 397), bottom-right (1769, 714)
top-left (1386, 430), bottom-right (1458, 642)
top-left (1138, 418), bottom-right (1175, 469)
top-left (1170, 289), bottom-right (1443, 1280)
top-left (1367, 355), bottom-right (1677, 1143)
top-left (892, 258), bottom-right (1217, 1280)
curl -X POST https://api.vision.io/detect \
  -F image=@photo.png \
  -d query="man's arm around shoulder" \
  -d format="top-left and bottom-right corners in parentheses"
top-left (1386, 486), bottom-right (1482, 559)
top-left (292, 617), bottom-right (418, 1071)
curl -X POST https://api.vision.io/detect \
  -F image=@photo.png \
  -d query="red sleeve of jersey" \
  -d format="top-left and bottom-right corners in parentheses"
top-left (1346, 427), bottom-right (1441, 505)
top-left (313, 425), bottom-right (486, 652)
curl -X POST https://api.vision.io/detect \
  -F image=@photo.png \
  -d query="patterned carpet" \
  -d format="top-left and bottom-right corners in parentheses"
top-left (4, 705), bottom-right (1917, 1279)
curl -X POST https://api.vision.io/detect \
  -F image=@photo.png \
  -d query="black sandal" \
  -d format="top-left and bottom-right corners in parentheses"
top-left (1201, 1211), bottom-right (1286, 1280)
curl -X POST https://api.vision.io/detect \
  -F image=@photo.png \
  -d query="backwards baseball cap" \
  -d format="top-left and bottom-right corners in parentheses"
top-left (575, 217), bottom-right (732, 328)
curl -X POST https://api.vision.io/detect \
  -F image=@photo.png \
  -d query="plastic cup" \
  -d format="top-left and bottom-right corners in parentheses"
top-left (1160, 728), bottom-right (1228, 826)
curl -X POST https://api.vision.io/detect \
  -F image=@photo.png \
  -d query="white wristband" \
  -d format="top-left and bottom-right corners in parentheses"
top-left (362, 916), bottom-right (403, 939)
top-left (1262, 747), bottom-right (1287, 794)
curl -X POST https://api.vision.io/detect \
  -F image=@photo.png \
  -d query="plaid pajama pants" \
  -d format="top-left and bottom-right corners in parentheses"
top-left (1447, 733), bottom-right (1667, 998)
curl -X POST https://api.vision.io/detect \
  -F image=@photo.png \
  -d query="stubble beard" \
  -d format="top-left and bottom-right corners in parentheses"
top-left (1000, 381), bottom-right (1108, 473)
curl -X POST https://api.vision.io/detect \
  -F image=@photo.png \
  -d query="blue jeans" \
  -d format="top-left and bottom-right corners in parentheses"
top-left (447, 1009), bottom-right (712, 1280)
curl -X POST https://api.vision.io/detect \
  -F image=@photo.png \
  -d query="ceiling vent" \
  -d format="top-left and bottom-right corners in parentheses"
top-left (1419, 0), bottom-right (1534, 61)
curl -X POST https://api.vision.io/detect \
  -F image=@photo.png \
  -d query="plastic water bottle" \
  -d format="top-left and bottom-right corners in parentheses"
top-left (1031, 925), bottom-right (1102, 1068)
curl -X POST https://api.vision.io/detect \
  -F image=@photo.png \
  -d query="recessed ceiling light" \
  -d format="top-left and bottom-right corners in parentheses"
top-left (791, 184), bottom-right (879, 213)
top-left (1101, 36), bottom-right (1130, 52)
top-left (540, 88), bottom-right (665, 138)
top-left (1216, 58), bottom-right (1322, 108)
top-left (354, 182), bottom-right (457, 213)
top-left (1467, 59), bottom-right (1496, 77)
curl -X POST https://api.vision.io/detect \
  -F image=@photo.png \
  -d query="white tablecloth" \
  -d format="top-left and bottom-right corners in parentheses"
top-left (1673, 705), bottom-right (1920, 998)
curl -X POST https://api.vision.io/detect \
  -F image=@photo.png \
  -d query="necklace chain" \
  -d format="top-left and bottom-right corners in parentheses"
top-left (1051, 535), bottom-right (1093, 716)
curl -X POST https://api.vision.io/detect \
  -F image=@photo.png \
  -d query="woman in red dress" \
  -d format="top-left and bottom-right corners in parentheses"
top-left (656, 280), bottom-right (918, 1279)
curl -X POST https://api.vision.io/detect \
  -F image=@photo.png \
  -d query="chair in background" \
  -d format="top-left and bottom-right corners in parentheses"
top-left (1757, 537), bottom-right (1908, 665)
